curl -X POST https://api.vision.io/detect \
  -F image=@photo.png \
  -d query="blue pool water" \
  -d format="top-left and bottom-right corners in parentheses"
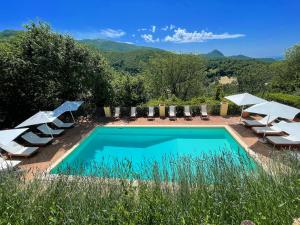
top-left (51, 127), bottom-right (256, 179)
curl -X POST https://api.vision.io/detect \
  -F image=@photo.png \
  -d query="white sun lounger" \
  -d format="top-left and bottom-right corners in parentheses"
top-left (0, 156), bottom-right (21, 171)
top-left (201, 104), bottom-right (209, 120)
top-left (113, 107), bottom-right (120, 119)
top-left (169, 106), bottom-right (176, 120)
top-left (37, 124), bottom-right (64, 136)
top-left (52, 118), bottom-right (74, 128)
top-left (0, 141), bottom-right (38, 157)
top-left (252, 126), bottom-right (282, 135)
top-left (148, 106), bottom-right (154, 120)
top-left (184, 106), bottom-right (192, 119)
top-left (266, 135), bottom-right (300, 147)
top-left (21, 132), bottom-right (53, 145)
top-left (130, 107), bottom-right (137, 119)
top-left (243, 116), bottom-right (277, 127)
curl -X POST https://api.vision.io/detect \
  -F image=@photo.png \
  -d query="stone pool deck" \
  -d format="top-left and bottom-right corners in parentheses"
top-left (16, 116), bottom-right (285, 176)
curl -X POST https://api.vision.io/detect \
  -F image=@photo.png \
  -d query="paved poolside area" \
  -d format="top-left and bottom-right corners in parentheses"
top-left (16, 115), bottom-right (285, 176)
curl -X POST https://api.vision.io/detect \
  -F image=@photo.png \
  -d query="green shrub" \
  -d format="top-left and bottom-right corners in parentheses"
top-left (0, 153), bottom-right (299, 224)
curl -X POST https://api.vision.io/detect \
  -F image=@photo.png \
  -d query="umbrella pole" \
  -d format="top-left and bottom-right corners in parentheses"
top-left (240, 105), bottom-right (244, 122)
top-left (70, 111), bottom-right (75, 123)
top-left (46, 124), bottom-right (54, 139)
top-left (263, 114), bottom-right (270, 141)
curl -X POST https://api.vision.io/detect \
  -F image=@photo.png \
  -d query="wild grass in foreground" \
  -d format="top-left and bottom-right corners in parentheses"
top-left (0, 153), bottom-right (299, 225)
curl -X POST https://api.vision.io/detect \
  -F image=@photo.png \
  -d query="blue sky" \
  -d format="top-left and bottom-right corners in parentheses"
top-left (1, 0), bottom-right (299, 57)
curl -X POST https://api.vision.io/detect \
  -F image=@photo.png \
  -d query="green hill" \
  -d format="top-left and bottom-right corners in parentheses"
top-left (0, 30), bottom-right (22, 42)
top-left (0, 30), bottom-right (278, 63)
top-left (79, 39), bottom-right (164, 53)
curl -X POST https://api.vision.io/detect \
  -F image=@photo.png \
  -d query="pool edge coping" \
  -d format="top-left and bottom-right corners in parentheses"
top-left (46, 124), bottom-right (267, 174)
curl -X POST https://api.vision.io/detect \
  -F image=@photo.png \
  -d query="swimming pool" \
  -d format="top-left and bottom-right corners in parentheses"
top-left (50, 126), bottom-right (257, 179)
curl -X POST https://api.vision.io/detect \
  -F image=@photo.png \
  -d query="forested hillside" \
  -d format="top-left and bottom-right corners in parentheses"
top-left (0, 23), bottom-right (299, 127)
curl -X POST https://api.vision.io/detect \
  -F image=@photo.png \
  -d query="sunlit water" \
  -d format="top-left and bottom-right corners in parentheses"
top-left (51, 127), bottom-right (257, 179)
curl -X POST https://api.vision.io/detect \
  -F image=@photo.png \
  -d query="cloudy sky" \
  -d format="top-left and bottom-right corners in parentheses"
top-left (1, 0), bottom-right (299, 57)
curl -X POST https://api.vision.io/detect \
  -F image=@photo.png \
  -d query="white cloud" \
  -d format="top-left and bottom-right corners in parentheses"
top-left (151, 25), bottom-right (156, 33)
top-left (141, 34), bottom-right (159, 43)
top-left (100, 28), bottom-right (126, 38)
top-left (164, 28), bottom-right (245, 43)
top-left (137, 28), bottom-right (147, 32)
top-left (161, 26), bottom-right (169, 31)
top-left (169, 24), bottom-right (176, 30)
top-left (161, 24), bottom-right (176, 31)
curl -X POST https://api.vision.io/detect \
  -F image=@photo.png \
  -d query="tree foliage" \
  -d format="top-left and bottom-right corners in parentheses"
top-left (145, 54), bottom-right (207, 100)
top-left (0, 22), bottom-right (112, 126)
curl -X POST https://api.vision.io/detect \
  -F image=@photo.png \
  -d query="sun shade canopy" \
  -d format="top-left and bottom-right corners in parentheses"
top-left (273, 121), bottom-right (300, 138)
top-left (245, 101), bottom-right (300, 120)
top-left (224, 93), bottom-right (266, 106)
top-left (0, 128), bottom-right (28, 145)
top-left (16, 111), bottom-right (57, 128)
top-left (52, 101), bottom-right (84, 117)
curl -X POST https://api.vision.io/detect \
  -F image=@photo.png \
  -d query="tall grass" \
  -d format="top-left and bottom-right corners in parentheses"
top-left (0, 153), bottom-right (299, 225)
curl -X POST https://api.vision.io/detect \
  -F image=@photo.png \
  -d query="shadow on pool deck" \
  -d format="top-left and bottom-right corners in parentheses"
top-left (17, 115), bottom-right (282, 175)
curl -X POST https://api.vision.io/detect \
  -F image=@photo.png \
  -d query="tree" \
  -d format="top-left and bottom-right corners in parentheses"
top-left (271, 44), bottom-right (300, 94)
top-left (0, 22), bottom-right (112, 127)
top-left (145, 54), bottom-right (207, 100)
top-left (111, 72), bottom-right (147, 106)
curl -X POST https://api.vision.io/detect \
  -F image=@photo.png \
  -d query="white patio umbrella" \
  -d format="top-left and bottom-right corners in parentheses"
top-left (225, 93), bottom-right (266, 121)
top-left (245, 101), bottom-right (300, 140)
top-left (52, 101), bottom-right (84, 122)
top-left (15, 111), bottom-right (57, 138)
top-left (0, 128), bottom-right (28, 145)
top-left (273, 121), bottom-right (300, 138)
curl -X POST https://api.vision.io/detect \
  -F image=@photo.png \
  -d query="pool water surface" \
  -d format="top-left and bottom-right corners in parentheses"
top-left (51, 127), bottom-right (256, 178)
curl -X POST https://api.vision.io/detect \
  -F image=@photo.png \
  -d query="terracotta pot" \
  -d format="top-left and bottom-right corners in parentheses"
top-left (242, 111), bottom-right (250, 118)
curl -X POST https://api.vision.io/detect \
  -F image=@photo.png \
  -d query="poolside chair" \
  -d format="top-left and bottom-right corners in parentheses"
top-left (0, 141), bottom-right (38, 157)
top-left (0, 155), bottom-right (21, 171)
top-left (147, 106), bottom-right (155, 120)
top-left (169, 106), bottom-right (176, 120)
top-left (52, 118), bottom-right (74, 128)
top-left (37, 124), bottom-right (64, 136)
top-left (21, 132), bottom-right (53, 145)
top-left (266, 135), bottom-right (300, 148)
top-left (130, 107), bottom-right (137, 120)
top-left (184, 105), bottom-right (192, 120)
top-left (200, 104), bottom-right (209, 120)
top-left (252, 126), bottom-right (282, 136)
top-left (243, 116), bottom-right (277, 127)
top-left (113, 107), bottom-right (120, 120)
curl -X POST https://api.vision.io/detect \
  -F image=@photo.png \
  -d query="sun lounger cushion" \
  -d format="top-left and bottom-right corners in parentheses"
top-left (114, 107), bottom-right (120, 118)
top-left (0, 141), bottom-right (38, 156)
top-left (169, 106), bottom-right (176, 117)
top-left (252, 127), bottom-right (282, 135)
top-left (0, 157), bottom-right (21, 171)
top-left (266, 136), bottom-right (300, 146)
top-left (130, 107), bottom-right (136, 117)
top-left (37, 124), bottom-right (64, 135)
top-left (53, 118), bottom-right (74, 128)
top-left (21, 132), bottom-right (53, 145)
top-left (243, 116), bottom-right (277, 127)
top-left (184, 106), bottom-right (191, 117)
top-left (148, 107), bottom-right (154, 117)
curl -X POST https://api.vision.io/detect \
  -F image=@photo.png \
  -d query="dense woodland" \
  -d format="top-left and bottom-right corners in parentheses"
top-left (0, 22), bottom-right (300, 127)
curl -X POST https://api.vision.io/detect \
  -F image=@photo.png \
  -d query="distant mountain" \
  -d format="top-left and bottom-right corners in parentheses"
top-left (0, 30), bottom-right (279, 62)
top-left (79, 39), bottom-right (164, 53)
top-left (201, 49), bottom-right (277, 62)
top-left (203, 49), bottom-right (225, 58)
